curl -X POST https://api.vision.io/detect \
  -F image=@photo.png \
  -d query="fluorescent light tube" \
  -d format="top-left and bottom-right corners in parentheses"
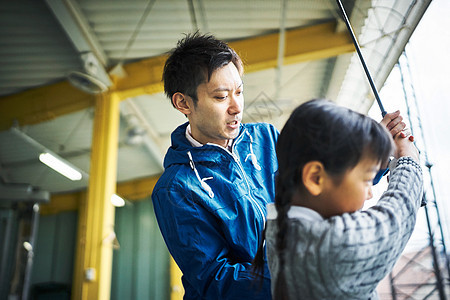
top-left (111, 194), bottom-right (125, 207)
top-left (39, 153), bottom-right (82, 181)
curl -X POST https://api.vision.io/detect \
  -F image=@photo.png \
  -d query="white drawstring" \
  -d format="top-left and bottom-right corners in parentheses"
top-left (187, 151), bottom-right (214, 198)
top-left (187, 131), bottom-right (259, 198)
top-left (244, 132), bottom-right (261, 170)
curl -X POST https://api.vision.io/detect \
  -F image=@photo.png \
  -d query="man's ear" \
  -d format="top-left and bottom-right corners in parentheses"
top-left (302, 161), bottom-right (325, 196)
top-left (172, 92), bottom-right (192, 115)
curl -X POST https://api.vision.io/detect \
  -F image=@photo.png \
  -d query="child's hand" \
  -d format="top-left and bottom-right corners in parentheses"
top-left (380, 110), bottom-right (406, 137)
top-left (394, 131), bottom-right (419, 162)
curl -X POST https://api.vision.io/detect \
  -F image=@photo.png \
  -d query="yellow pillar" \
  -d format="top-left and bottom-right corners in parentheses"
top-left (72, 92), bottom-right (120, 300)
top-left (170, 257), bottom-right (184, 300)
top-left (72, 191), bottom-right (87, 300)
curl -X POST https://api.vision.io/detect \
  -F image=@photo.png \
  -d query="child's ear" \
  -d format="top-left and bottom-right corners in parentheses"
top-left (302, 161), bottom-right (325, 196)
top-left (172, 92), bottom-right (192, 115)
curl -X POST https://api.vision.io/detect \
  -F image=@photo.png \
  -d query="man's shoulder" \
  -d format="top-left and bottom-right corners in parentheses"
top-left (242, 122), bottom-right (279, 138)
top-left (243, 121), bottom-right (276, 130)
top-left (152, 163), bottom-right (189, 195)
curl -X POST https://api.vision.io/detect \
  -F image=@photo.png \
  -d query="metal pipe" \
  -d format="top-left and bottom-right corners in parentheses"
top-left (424, 202), bottom-right (447, 299)
top-left (398, 52), bottom-right (450, 279)
top-left (274, 0), bottom-right (288, 101)
top-left (21, 203), bottom-right (40, 300)
top-left (0, 209), bottom-right (15, 298)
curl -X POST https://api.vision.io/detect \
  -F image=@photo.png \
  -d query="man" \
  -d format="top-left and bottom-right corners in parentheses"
top-left (152, 32), bottom-right (406, 299)
top-left (151, 33), bottom-right (277, 299)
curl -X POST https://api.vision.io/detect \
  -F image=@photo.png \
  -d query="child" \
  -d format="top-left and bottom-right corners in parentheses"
top-left (253, 99), bottom-right (422, 299)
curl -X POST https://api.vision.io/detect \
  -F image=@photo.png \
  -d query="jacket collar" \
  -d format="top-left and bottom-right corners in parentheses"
top-left (163, 122), bottom-right (246, 169)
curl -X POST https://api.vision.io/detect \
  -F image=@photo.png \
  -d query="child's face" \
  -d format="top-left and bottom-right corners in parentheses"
top-left (322, 156), bottom-right (380, 217)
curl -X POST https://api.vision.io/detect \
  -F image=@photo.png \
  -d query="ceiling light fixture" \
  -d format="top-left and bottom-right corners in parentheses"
top-left (111, 194), bottom-right (125, 207)
top-left (39, 153), bottom-right (82, 181)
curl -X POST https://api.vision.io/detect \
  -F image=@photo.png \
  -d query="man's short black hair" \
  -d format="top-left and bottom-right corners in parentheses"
top-left (162, 32), bottom-right (243, 107)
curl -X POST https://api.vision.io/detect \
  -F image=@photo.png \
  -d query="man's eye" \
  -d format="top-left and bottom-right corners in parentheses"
top-left (215, 96), bottom-right (227, 100)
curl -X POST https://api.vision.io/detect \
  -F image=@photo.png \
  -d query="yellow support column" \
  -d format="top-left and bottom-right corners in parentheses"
top-left (170, 257), bottom-right (184, 300)
top-left (72, 191), bottom-right (87, 300)
top-left (72, 92), bottom-right (120, 300)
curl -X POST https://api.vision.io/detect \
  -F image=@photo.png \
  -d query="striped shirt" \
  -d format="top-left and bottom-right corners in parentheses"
top-left (266, 157), bottom-right (423, 299)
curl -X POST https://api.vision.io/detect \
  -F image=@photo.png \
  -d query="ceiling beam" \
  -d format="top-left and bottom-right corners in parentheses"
top-left (232, 21), bottom-right (353, 73)
top-left (0, 81), bottom-right (96, 130)
top-left (0, 21), bottom-right (353, 131)
top-left (39, 175), bottom-right (159, 215)
top-left (0, 183), bottom-right (50, 203)
top-left (45, 0), bottom-right (112, 88)
top-left (45, 0), bottom-right (109, 66)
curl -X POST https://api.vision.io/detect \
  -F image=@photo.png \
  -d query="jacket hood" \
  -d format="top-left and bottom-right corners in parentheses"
top-left (163, 122), bottom-right (192, 169)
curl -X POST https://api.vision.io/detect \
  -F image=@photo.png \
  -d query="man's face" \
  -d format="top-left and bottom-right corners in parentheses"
top-left (187, 62), bottom-right (244, 148)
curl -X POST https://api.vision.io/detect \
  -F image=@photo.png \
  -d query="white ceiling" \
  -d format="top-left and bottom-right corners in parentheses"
top-left (0, 0), bottom-right (431, 197)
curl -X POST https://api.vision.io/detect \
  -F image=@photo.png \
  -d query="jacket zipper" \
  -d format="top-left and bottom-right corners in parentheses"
top-left (231, 150), bottom-right (266, 224)
top-left (209, 129), bottom-right (266, 224)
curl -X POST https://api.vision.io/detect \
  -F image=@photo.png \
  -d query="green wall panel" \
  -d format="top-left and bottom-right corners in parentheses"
top-left (27, 196), bottom-right (170, 299)
top-left (112, 198), bottom-right (170, 300)
top-left (0, 208), bottom-right (19, 299)
top-left (29, 211), bottom-right (76, 299)
top-left (31, 211), bottom-right (77, 286)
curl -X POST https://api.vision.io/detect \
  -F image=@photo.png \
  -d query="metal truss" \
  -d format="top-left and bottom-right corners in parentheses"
top-left (386, 48), bottom-right (450, 300)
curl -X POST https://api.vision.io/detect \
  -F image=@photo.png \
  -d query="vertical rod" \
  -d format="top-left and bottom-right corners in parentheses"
top-left (398, 51), bottom-right (449, 298)
top-left (399, 52), bottom-right (450, 281)
top-left (187, 0), bottom-right (198, 31)
top-left (22, 203), bottom-right (40, 300)
top-left (274, 0), bottom-right (288, 101)
top-left (389, 272), bottom-right (397, 300)
top-left (335, 0), bottom-right (387, 117)
top-left (424, 203), bottom-right (447, 299)
top-left (0, 209), bottom-right (14, 298)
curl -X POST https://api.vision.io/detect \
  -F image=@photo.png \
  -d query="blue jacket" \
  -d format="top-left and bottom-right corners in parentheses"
top-left (152, 122), bottom-right (278, 299)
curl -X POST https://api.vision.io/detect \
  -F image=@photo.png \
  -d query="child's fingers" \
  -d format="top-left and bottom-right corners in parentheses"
top-left (398, 128), bottom-right (412, 139)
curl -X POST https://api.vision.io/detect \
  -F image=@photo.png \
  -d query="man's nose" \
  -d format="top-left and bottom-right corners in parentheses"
top-left (228, 94), bottom-right (243, 115)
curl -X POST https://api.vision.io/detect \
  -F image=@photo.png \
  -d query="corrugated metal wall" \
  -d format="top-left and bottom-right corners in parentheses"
top-left (32, 211), bottom-right (77, 286)
top-left (0, 208), bottom-right (19, 299)
top-left (112, 197), bottom-right (170, 300)
top-left (24, 197), bottom-right (170, 299)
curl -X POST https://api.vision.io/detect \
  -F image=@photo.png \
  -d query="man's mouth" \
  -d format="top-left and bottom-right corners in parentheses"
top-left (228, 120), bottom-right (239, 125)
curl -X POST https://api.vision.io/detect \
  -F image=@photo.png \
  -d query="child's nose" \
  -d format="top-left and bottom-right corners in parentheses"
top-left (366, 188), bottom-right (373, 200)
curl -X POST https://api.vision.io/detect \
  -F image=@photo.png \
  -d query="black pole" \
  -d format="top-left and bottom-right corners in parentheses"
top-left (389, 272), bottom-right (397, 300)
top-left (335, 0), bottom-right (387, 117)
top-left (398, 55), bottom-right (450, 278)
top-left (0, 209), bottom-right (15, 299)
top-left (22, 203), bottom-right (40, 300)
top-left (424, 202), bottom-right (447, 300)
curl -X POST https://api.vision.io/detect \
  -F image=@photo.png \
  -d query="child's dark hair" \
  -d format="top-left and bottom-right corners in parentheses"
top-left (162, 32), bottom-right (243, 107)
top-left (252, 99), bottom-right (393, 298)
